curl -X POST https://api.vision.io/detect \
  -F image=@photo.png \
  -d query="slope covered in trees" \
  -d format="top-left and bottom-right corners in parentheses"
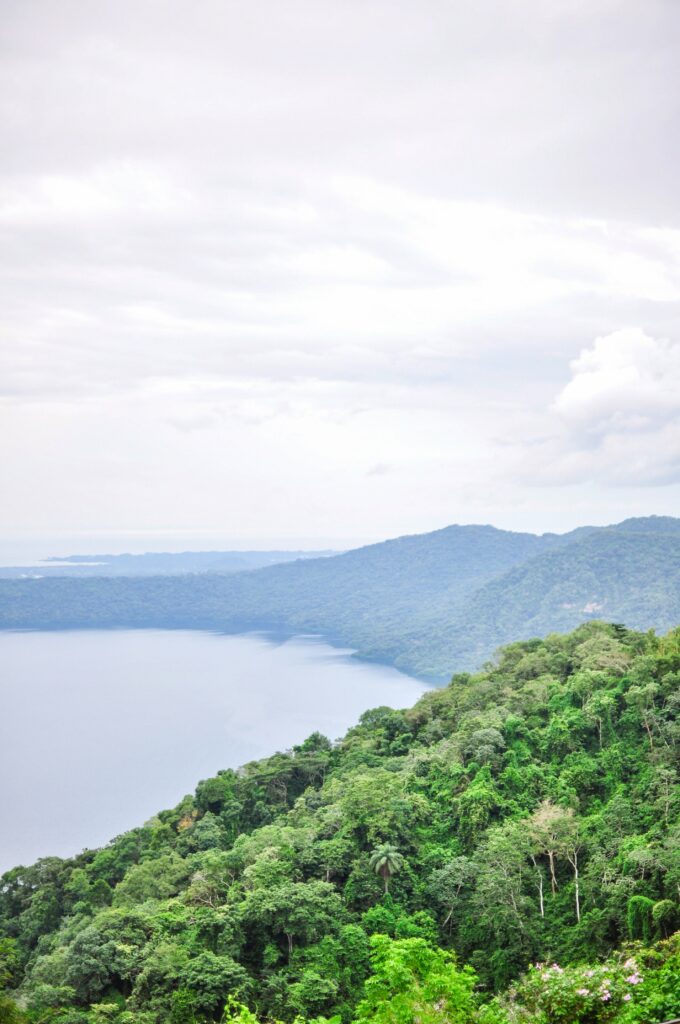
top-left (0, 524), bottom-right (562, 679)
top-left (1, 621), bottom-right (678, 1023)
top-left (2, 518), bottom-right (680, 678)
top-left (411, 522), bottom-right (680, 675)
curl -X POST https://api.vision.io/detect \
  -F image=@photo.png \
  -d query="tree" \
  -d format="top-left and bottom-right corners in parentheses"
top-left (129, 939), bottom-right (188, 1009)
top-left (652, 899), bottom-right (677, 938)
top-left (584, 690), bottom-right (616, 748)
top-left (0, 939), bottom-right (18, 991)
top-left (624, 681), bottom-right (661, 750)
top-left (185, 850), bottom-right (234, 909)
top-left (528, 801), bottom-right (572, 897)
top-left (370, 845), bottom-right (405, 895)
top-left (181, 952), bottom-right (250, 1019)
top-left (627, 895), bottom-right (654, 941)
top-left (112, 852), bottom-right (190, 906)
top-left (169, 988), bottom-right (196, 1024)
top-left (455, 768), bottom-right (503, 848)
top-left (0, 994), bottom-right (25, 1024)
top-left (241, 880), bottom-right (344, 959)
top-left (530, 803), bottom-right (584, 923)
top-left (649, 765), bottom-right (679, 826)
top-left (62, 908), bottom-right (152, 1002)
top-left (463, 729), bottom-right (505, 767)
top-left (564, 830), bottom-right (583, 924)
top-left (354, 935), bottom-right (477, 1024)
top-left (427, 858), bottom-right (477, 931)
top-left (472, 821), bottom-right (534, 941)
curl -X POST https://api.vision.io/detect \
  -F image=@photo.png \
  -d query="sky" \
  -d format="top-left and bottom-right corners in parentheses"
top-left (1, 0), bottom-right (680, 557)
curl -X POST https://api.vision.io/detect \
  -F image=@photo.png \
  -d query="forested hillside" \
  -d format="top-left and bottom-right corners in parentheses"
top-left (2, 519), bottom-right (680, 678)
top-left (1, 621), bottom-right (678, 1023)
top-left (0, 523), bottom-right (563, 677)
top-left (410, 524), bottom-right (680, 675)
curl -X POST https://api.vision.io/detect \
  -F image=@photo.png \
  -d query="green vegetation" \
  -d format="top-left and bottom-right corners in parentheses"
top-left (1, 620), bottom-right (679, 1023)
top-left (2, 518), bottom-right (680, 678)
top-left (369, 846), bottom-right (404, 895)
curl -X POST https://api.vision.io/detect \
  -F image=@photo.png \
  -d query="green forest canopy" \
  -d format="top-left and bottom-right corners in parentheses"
top-left (1, 620), bottom-right (679, 1023)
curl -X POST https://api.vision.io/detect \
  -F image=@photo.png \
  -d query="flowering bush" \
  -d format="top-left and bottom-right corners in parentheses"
top-left (615, 934), bottom-right (680, 1023)
top-left (505, 956), bottom-right (645, 1023)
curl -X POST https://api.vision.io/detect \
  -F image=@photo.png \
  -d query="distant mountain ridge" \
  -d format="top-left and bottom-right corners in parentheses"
top-left (1, 516), bottom-right (680, 679)
top-left (0, 549), bottom-right (338, 579)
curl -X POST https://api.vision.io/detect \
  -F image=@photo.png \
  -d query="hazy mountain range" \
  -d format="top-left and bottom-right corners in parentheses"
top-left (2, 516), bottom-right (680, 680)
top-left (0, 550), bottom-right (337, 578)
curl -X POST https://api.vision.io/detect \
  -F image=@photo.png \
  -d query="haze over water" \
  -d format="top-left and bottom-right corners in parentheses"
top-left (0, 629), bottom-right (425, 872)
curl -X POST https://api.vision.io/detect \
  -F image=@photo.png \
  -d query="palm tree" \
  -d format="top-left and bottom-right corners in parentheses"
top-left (369, 843), bottom-right (404, 894)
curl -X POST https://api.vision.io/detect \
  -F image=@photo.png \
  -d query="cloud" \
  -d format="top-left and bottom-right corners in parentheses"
top-left (519, 329), bottom-right (680, 486)
top-left (2, 173), bottom-right (679, 408)
top-left (2, 1), bottom-right (680, 543)
top-left (554, 329), bottom-right (680, 434)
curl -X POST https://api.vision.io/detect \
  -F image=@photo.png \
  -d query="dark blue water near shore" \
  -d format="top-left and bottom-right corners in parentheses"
top-left (0, 629), bottom-right (425, 871)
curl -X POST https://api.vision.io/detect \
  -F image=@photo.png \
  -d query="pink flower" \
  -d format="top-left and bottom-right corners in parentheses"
top-left (601, 992), bottom-right (611, 1002)
top-left (576, 989), bottom-right (590, 997)
top-left (585, 970), bottom-right (594, 978)
top-left (542, 973), bottom-right (551, 980)
top-left (624, 958), bottom-right (636, 969)
top-left (623, 994), bottom-right (632, 1002)
top-left (627, 974), bottom-right (643, 985)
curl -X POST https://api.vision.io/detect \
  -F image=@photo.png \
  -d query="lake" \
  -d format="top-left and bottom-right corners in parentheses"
top-left (0, 629), bottom-right (426, 872)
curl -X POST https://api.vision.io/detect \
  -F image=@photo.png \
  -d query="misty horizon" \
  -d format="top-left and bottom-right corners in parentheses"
top-left (2, 512), bottom-right (678, 567)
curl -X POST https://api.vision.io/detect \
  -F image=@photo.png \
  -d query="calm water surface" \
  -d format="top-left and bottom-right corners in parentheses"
top-left (0, 629), bottom-right (426, 871)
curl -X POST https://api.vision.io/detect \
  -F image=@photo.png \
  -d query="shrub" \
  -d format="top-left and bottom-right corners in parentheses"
top-left (505, 956), bottom-right (647, 1024)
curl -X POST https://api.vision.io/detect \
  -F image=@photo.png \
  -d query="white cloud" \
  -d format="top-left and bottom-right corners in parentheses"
top-left (2, 1), bottom-right (680, 544)
top-left (554, 328), bottom-right (680, 434)
top-left (2, 173), bottom-right (679, 407)
top-left (517, 329), bottom-right (680, 487)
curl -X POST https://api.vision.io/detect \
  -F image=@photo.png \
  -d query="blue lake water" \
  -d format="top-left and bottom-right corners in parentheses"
top-left (0, 629), bottom-right (426, 871)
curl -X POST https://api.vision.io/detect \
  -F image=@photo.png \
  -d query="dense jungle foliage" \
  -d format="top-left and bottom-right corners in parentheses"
top-left (1, 621), bottom-right (679, 1024)
top-left (4, 517), bottom-right (680, 678)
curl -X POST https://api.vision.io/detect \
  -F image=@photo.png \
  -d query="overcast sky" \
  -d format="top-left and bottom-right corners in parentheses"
top-left (1, 0), bottom-right (680, 556)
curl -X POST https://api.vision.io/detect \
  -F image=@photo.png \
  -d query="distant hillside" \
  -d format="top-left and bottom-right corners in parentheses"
top-left (1, 517), bottom-right (680, 679)
top-left (0, 549), bottom-right (337, 579)
top-left (403, 519), bottom-right (680, 675)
